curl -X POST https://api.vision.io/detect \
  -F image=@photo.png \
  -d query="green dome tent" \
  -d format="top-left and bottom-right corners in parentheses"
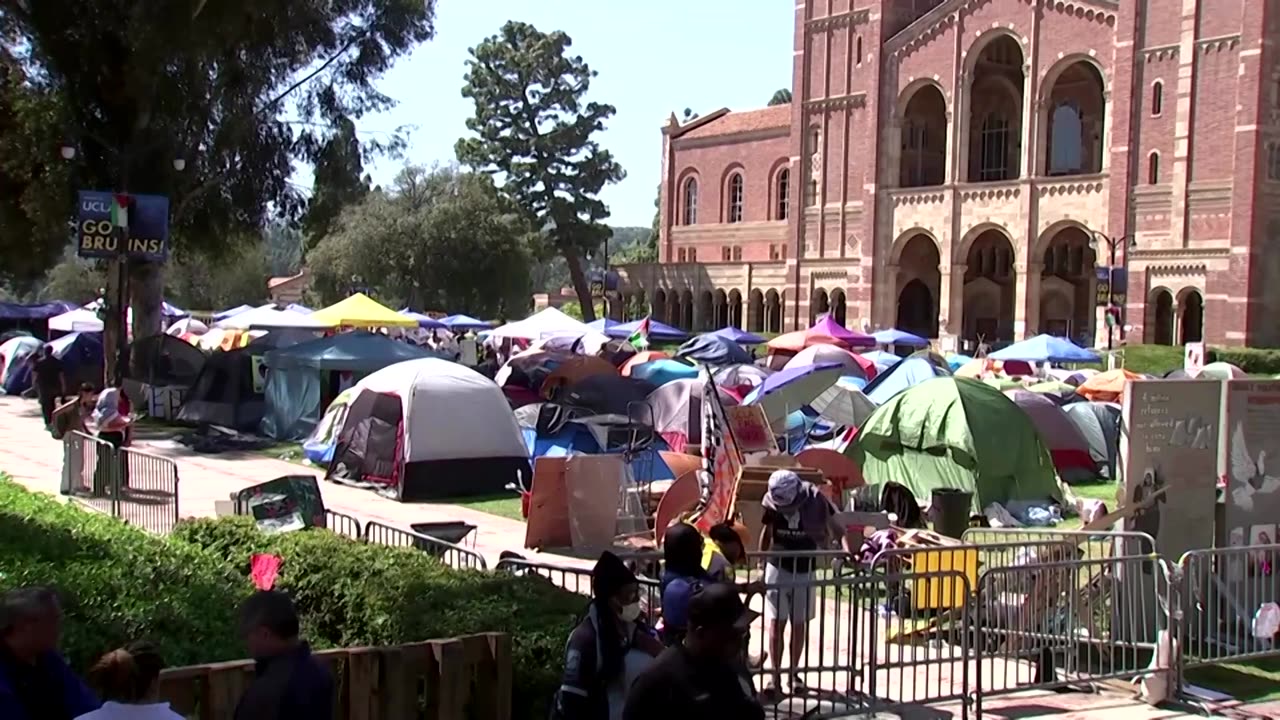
top-left (846, 377), bottom-right (1060, 513)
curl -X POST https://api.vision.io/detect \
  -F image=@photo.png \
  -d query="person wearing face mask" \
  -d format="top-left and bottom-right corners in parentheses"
top-left (621, 583), bottom-right (763, 720)
top-left (555, 552), bottom-right (662, 720)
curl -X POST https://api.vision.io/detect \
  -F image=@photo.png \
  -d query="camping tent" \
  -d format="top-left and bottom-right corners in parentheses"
top-left (490, 307), bottom-right (590, 340)
top-left (259, 331), bottom-right (435, 440)
top-left (303, 388), bottom-right (357, 465)
top-left (1002, 389), bottom-right (1097, 482)
top-left (1063, 401), bottom-right (1122, 481)
top-left (127, 334), bottom-right (207, 387)
top-left (608, 317), bottom-right (688, 342)
top-left (989, 334), bottom-right (1100, 364)
top-left (0, 336), bottom-right (43, 393)
top-left (848, 377), bottom-right (1060, 513)
top-left (327, 358), bottom-right (531, 501)
top-left (48, 308), bottom-right (106, 333)
top-left (768, 316), bottom-right (876, 352)
top-left (177, 330), bottom-right (312, 430)
top-left (863, 356), bottom-right (950, 405)
top-left (310, 293), bottom-right (417, 328)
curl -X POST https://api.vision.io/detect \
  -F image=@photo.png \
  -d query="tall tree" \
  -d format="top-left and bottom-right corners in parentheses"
top-left (302, 116), bottom-right (371, 251)
top-left (1, 0), bottom-right (435, 379)
top-left (769, 88), bottom-right (793, 106)
top-left (308, 165), bottom-right (532, 317)
top-left (456, 21), bottom-right (624, 322)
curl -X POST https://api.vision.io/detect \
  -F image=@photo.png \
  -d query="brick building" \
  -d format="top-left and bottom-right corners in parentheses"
top-left (614, 0), bottom-right (1280, 351)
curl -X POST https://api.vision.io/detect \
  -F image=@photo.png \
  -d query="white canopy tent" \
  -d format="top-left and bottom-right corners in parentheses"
top-left (489, 307), bottom-right (591, 340)
top-left (213, 306), bottom-right (327, 331)
top-left (48, 308), bottom-right (105, 333)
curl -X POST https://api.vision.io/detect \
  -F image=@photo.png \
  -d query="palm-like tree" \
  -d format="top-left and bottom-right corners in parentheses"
top-left (768, 88), bottom-right (792, 106)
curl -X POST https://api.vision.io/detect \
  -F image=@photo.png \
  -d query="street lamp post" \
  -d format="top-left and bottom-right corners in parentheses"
top-left (1088, 228), bottom-right (1136, 353)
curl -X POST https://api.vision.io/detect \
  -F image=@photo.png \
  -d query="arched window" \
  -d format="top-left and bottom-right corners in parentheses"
top-left (727, 172), bottom-right (744, 223)
top-left (855, 36), bottom-right (863, 66)
top-left (979, 113), bottom-right (1011, 181)
top-left (681, 177), bottom-right (698, 225)
top-left (775, 168), bottom-right (790, 220)
top-left (1268, 143), bottom-right (1280, 181)
top-left (1049, 103), bottom-right (1083, 175)
top-left (1151, 81), bottom-right (1163, 116)
top-left (1148, 152), bottom-right (1161, 184)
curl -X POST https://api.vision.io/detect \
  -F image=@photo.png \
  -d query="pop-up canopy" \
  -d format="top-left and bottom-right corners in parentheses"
top-left (310, 293), bottom-right (418, 328)
top-left (490, 307), bottom-right (590, 340)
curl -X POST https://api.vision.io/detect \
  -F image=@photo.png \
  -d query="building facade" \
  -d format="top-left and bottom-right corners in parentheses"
top-left (614, 0), bottom-right (1280, 350)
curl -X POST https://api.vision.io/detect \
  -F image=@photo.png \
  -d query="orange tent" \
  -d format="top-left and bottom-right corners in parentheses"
top-left (621, 350), bottom-right (671, 377)
top-left (1076, 368), bottom-right (1141, 402)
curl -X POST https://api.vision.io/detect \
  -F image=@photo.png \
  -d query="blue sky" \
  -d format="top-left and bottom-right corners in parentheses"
top-left (312, 0), bottom-right (794, 227)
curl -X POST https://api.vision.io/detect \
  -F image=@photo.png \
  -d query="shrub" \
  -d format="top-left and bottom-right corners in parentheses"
top-left (0, 480), bottom-right (250, 670)
top-left (1209, 346), bottom-right (1280, 375)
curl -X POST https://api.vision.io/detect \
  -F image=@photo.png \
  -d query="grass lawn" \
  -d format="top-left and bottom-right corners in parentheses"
top-left (1185, 656), bottom-right (1280, 702)
top-left (1078, 343), bottom-right (1183, 376)
top-left (440, 493), bottom-right (525, 522)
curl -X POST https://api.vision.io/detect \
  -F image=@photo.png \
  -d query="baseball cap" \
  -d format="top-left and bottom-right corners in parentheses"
top-left (687, 582), bottom-right (758, 632)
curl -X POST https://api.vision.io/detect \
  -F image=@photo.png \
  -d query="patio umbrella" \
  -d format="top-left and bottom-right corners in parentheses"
top-left (767, 315), bottom-right (876, 351)
top-left (675, 334), bottom-right (751, 365)
top-left (783, 344), bottom-right (878, 381)
top-left (810, 383), bottom-right (878, 428)
top-left (871, 328), bottom-right (930, 348)
top-left (989, 334), bottom-right (1101, 364)
top-left (742, 362), bottom-right (845, 426)
top-left (712, 363), bottom-right (774, 389)
top-left (861, 350), bottom-right (903, 371)
top-left (711, 327), bottom-right (767, 345)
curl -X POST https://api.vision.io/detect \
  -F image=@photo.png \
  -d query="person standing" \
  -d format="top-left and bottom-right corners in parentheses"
top-left (0, 587), bottom-right (100, 720)
top-left (31, 345), bottom-right (67, 429)
top-left (658, 523), bottom-right (712, 647)
top-left (234, 591), bottom-right (332, 720)
top-left (75, 642), bottom-right (183, 719)
top-left (91, 387), bottom-right (132, 495)
top-left (621, 584), bottom-right (763, 720)
top-left (758, 469), bottom-right (852, 696)
top-left (555, 552), bottom-right (662, 720)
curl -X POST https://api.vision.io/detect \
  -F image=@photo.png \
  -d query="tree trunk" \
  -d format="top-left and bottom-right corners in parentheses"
top-left (562, 249), bottom-right (596, 321)
top-left (103, 258), bottom-right (126, 386)
top-left (128, 260), bottom-right (165, 376)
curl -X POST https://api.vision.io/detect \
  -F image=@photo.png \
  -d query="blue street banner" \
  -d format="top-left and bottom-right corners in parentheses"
top-left (76, 191), bottom-right (170, 261)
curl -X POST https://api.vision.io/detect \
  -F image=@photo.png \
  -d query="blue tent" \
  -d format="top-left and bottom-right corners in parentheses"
top-left (711, 327), bottom-right (767, 345)
top-left (864, 356), bottom-right (949, 405)
top-left (629, 358), bottom-right (698, 386)
top-left (608, 318), bottom-right (688, 342)
top-left (989, 334), bottom-right (1100, 364)
top-left (0, 301), bottom-right (77, 322)
top-left (6, 332), bottom-right (105, 394)
top-left (519, 423), bottom-right (676, 483)
top-left (872, 328), bottom-right (930, 347)
top-left (675, 334), bottom-right (751, 365)
top-left (260, 332), bottom-right (436, 440)
top-left (586, 318), bottom-right (621, 333)
top-left (399, 310), bottom-right (447, 329)
top-left (862, 350), bottom-right (903, 370)
top-left (441, 314), bottom-right (492, 331)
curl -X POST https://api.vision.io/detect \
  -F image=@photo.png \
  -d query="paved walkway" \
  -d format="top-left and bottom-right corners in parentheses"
top-left (1, 396), bottom-right (1276, 719)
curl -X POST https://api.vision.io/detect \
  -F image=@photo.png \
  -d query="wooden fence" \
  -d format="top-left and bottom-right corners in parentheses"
top-left (158, 633), bottom-right (512, 720)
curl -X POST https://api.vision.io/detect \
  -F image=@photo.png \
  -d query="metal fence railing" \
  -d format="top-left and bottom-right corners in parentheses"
top-left (61, 431), bottom-right (180, 534)
top-left (324, 509), bottom-right (363, 539)
top-left (495, 557), bottom-right (663, 617)
top-left (363, 521), bottom-right (488, 571)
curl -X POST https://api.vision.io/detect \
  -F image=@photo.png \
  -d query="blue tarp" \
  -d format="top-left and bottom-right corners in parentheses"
top-left (586, 318), bottom-right (621, 333)
top-left (628, 358), bottom-right (698, 386)
top-left (0, 301), bottom-right (77, 321)
top-left (989, 334), bottom-right (1100, 364)
top-left (864, 356), bottom-right (948, 405)
top-left (520, 425), bottom-right (676, 483)
top-left (441, 314), bottom-right (492, 331)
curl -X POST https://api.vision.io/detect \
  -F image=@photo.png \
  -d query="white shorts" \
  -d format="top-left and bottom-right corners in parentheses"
top-left (764, 564), bottom-right (816, 624)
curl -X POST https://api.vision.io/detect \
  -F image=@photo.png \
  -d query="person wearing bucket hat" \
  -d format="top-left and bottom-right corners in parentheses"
top-left (555, 552), bottom-right (662, 720)
top-left (758, 469), bottom-right (849, 697)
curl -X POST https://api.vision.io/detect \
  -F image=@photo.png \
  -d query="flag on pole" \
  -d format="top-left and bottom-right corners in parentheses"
top-left (691, 367), bottom-right (743, 532)
top-left (626, 316), bottom-right (651, 350)
top-left (111, 195), bottom-right (130, 229)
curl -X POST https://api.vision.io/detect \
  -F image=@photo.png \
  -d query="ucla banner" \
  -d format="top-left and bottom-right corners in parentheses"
top-left (76, 191), bottom-right (170, 261)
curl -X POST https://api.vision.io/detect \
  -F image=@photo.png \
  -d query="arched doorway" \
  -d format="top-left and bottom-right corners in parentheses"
top-left (829, 288), bottom-right (847, 327)
top-left (1179, 289), bottom-right (1204, 343)
top-left (652, 289), bottom-right (666, 325)
top-left (629, 290), bottom-right (647, 321)
top-left (899, 84), bottom-right (947, 187)
top-left (765, 290), bottom-right (782, 334)
top-left (680, 289), bottom-right (694, 330)
top-left (1043, 61), bottom-right (1105, 176)
top-left (967, 35), bottom-right (1026, 183)
top-left (962, 228), bottom-right (1016, 347)
top-left (712, 289), bottom-right (728, 328)
top-left (810, 288), bottom-right (830, 324)
top-left (698, 290), bottom-right (714, 331)
top-left (1147, 289), bottom-right (1174, 345)
top-left (748, 289), bottom-right (765, 332)
top-left (728, 289), bottom-right (743, 329)
top-left (1039, 226), bottom-right (1096, 343)
top-left (895, 234), bottom-right (941, 338)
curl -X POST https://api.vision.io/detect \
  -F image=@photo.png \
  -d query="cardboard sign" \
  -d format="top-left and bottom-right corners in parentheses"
top-left (693, 369), bottom-right (744, 532)
top-left (725, 405), bottom-right (774, 453)
top-left (237, 475), bottom-right (326, 534)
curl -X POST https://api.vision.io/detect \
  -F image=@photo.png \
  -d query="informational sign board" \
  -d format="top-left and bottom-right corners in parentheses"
top-left (1184, 342), bottom-right (1206, 376)
top-left (1119, 380), bottom-right (1220, 562)
top-left (76, 191), bottom-right (170, 261)
top-left (237, 475), bottom-right (326, 534)
top-left (1220, 380), bottom-right (1280, 578)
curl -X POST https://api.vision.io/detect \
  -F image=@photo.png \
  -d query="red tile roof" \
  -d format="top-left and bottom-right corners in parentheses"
top-left (680, 105), bottom-right (791, 139)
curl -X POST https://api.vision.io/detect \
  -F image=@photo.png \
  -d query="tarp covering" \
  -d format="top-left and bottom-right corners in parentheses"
top-left (1063, 401), bottom-right (1122, 481)
top-left (674, 334), bottom-right (751, 366)
top-left (310, 293), bottom-right (417, 328)
top-left (989, 334), bottom-right (1100, 363)
top-left (0, 301), bottom-right (77, 321)
top-left (263, 331), bottom-right (434, 371)
top-left (849, 377), bottom-right (1060, 513)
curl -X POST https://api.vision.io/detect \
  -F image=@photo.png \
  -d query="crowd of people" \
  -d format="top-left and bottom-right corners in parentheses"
top-left (0, 587), bottom-right (331, 720)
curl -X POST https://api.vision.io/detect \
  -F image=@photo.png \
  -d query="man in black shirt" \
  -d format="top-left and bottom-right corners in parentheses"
top-left (235, 590), bottom-right (333, 720)
top-left (622, 584), bottom-right (764, 720)
top-left (30, 346), bottom-right (65, 428)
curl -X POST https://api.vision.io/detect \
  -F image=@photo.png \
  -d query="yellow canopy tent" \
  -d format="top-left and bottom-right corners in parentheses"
top-left (310, 293), bottom-right (418, 328)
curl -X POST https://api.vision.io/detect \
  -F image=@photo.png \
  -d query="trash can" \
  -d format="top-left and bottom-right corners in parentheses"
top-left (930, 488), bottom-right (972, 539)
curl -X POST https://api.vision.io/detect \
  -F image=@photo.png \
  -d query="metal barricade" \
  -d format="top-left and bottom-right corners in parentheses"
top-left (961, 527), bottom-right (1157, 562)
top-left (61, 432), bottom-right (180, 534)
top-left (1177, 543), bottom-right (1280, 698)
top-left (973, 554), bottom-right (1173, 714)
top-left (324, 510), bottom-right (363, 539)
top-left (495, 557), bottom-right (662, 616)
top-left (362, 521), bottom-right (487, 571)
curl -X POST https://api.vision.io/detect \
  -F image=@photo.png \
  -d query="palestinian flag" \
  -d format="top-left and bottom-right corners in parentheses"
top-left (112, 194), bottom-right (131, 229)
top-left (626, 316), bottom-right (651, 350)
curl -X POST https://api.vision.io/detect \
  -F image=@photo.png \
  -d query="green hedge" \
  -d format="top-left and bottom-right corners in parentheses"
top-left (1209, 346), bottom-right (1280, 375)
top-left (0, 481), bottom-right (583, 718)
